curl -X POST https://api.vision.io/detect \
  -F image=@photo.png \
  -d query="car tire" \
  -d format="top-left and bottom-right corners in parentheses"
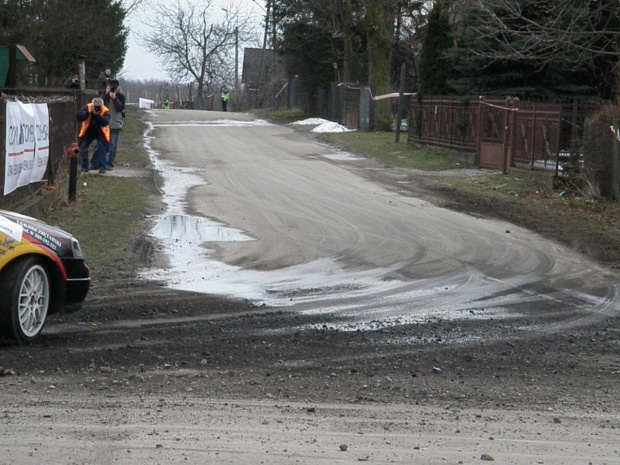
top-left (0, 257), bottom-right (51, 343)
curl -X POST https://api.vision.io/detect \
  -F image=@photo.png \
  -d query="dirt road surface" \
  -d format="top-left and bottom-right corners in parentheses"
top-left (2, 109), bottom-right (619, 464)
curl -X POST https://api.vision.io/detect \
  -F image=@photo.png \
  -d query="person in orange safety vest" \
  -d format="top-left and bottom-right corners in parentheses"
top-left (77, 97), bottom-right (110, 174)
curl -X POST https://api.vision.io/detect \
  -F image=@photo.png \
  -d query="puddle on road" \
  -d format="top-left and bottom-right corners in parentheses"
top-left (152, 215), bottom-right (251, 243)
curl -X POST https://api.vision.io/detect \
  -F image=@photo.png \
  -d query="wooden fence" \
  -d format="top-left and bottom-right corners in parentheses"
top-left (409, 96), bottom-right (599, 174)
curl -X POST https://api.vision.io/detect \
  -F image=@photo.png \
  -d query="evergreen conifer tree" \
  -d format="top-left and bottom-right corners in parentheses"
top-left (418, 0), bottom-right (453, 96)
top-left (445, 0), bottom-right (598, 100)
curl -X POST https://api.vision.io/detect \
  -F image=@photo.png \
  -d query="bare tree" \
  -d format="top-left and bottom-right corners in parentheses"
top-left (139, 0), bottom-right (251, 105)
top-left (120, 0), bottom-right (145, 17)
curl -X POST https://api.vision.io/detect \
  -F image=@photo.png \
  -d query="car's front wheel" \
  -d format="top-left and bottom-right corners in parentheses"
top-left (0, 257), bottom-right (50, 343)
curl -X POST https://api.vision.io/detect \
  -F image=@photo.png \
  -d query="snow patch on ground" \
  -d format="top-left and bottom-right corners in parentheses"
top-left (291, 118), bottom-right (354, 133)
top-left (311, 121), bottom-right (354, 133)
top-left (290, 118), bottom-right (329, 126)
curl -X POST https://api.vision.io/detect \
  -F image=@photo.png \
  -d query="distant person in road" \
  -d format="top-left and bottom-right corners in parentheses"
top-left (77, 97), bottom-right (110, 174)
top-left (221, 88), bottom-right (230, 111)
top-left (64, 75), bottom-right (79, 89)
top-left (96, 68), bottom-right (113, 92)
top-left (164, 99), bottom-right (170, 110)
top-left (100, 79), bottom-right (126, 171)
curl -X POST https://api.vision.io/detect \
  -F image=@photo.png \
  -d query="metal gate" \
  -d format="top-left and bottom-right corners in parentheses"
top-left (340, 85), bottom-right (360, 128)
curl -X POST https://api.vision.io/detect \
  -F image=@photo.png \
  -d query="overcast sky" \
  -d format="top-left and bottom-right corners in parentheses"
top-left (122, 30), bottom-right (166, 81)
top-left (120, 0), bottom-right (265, 82)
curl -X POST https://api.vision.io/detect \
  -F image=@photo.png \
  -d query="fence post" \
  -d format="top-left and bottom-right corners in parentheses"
top-left (501, 97), bottom-right (510, 174)
top-left (438, 97), bottom-right (443, 147)
top-left (509, 98), bottom-right (519, 168)
top-left (476, 96), bottom-right (484, 166)
top-left (613, 119), bottom-right (620, 201)
top-left (530, 103), bottom-right (537, 170)
top-left (555, 106), bottom-right (563, 178)
top-left (449, 97), bottom-right (454, 150)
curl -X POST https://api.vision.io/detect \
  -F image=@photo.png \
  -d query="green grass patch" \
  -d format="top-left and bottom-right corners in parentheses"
top-left (443, 174), bottom-right (550, 202)
top-left (322, 131), bottom-right (473, 171)
top-left (115, 106), bottom-right (150, 167)
top-left (42, 106), bottom-right (150, 268)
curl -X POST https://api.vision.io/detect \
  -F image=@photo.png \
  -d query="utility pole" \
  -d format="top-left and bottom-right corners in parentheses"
top-left (258, 0), bottom-right (270, 107)
top-left (235, 26), bottom-right (239, 111)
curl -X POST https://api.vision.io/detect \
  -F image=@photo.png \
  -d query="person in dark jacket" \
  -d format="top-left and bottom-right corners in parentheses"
top-left (64, 75), bottom-right (79, 89)
top-left (96, 68), bottom-right (113, 92)
top-left (77, 97), bottom-right (110, 174)
top-left (101, 79), bottom-right (126, 170)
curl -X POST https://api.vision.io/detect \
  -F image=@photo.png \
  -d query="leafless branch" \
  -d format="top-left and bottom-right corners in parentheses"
top-left (138, 0), bottom-right (253, 96)
top-left (470, 0), bottom-right (620, 69)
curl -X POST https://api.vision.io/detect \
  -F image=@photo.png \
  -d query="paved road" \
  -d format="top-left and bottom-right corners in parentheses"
top-left (146, 109), bottom-right (619, 331)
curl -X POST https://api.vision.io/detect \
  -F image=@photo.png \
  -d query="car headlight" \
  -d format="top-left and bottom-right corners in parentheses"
top-left (71, 239), bottom-right (84, 259)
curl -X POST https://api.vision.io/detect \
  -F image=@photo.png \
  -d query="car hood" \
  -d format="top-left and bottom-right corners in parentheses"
top-left (0, 209), bottom-right (74, 252)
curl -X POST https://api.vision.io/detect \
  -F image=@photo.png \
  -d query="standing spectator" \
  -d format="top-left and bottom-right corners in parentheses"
top-left (164, 99), bottom-right (170, 110)
top-left (101, 79), bottom-right (126, 171)
top-left (96, 68), bottom-right (113, 92)
top-left (77, 97), bottom-right (110, 174)
top-left (221, 88), bottom-right (229, 111)
top-left (64, 75), bottom-right (79, 89)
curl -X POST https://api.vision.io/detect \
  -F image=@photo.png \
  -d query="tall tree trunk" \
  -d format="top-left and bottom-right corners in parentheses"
top-left (366, 0), bottom-right (391, 94)
top-left (366, 0), bottom-right (393, 129)
top-left (342, 0), bottom-right (354, 83)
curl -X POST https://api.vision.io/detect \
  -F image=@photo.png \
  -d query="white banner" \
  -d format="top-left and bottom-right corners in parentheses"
top-left (15, 101), bottom-right (35, 190)
top-left (139, 98), bottom-right (155, 109)
top-left (4, 101), bottom-right (24, 196)
top-left (32, 104), bottom-right (50, 183)
top-left (4, 101), bottom-right (49, 196)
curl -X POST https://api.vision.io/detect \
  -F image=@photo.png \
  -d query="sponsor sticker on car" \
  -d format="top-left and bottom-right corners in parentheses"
top-left (0, 216), bottom-right (23, 242)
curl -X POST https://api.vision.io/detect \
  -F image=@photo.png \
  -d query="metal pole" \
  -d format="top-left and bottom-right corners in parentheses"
top-left (531, 103), bottom-right (537, 170)
top-left (68, 158), bottom-right (77, 202)
top-left (395, 64), bottom-right (406, 143)
top-left (613, 119), bottom-right (620, 201)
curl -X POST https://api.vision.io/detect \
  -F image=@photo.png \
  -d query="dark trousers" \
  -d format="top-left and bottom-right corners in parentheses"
top-left (79, 135), bottom-right (107, 172)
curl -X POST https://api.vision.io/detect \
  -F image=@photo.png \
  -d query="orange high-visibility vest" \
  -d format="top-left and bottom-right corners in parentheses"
top-left (78, 103), bottom-right (111, 142)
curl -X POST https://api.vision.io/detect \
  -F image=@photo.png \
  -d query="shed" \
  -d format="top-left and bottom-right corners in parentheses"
top-left (0, 44), bottom-right (36, 87)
